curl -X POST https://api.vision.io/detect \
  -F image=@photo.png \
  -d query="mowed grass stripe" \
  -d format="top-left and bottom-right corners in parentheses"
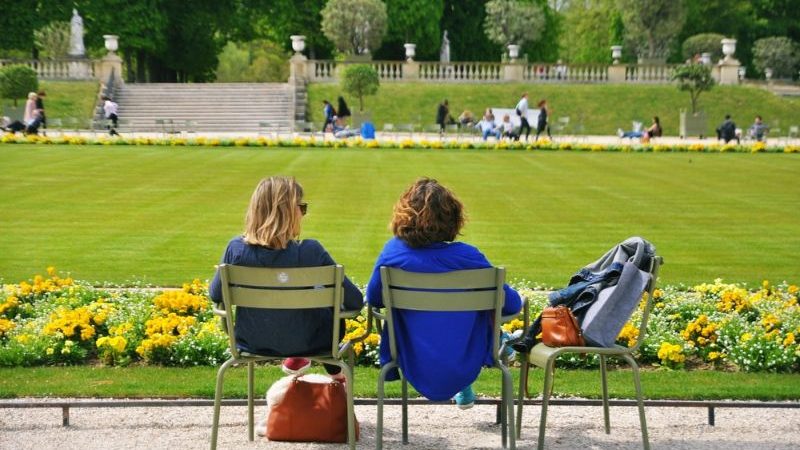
top-left (1, 146), bottom-right (798, 286)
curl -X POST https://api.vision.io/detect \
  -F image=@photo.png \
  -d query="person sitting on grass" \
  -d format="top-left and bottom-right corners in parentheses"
top-left (618, 116), bottom-right (662, 142)
top-left (209, 176), bottom-right (363, 379)
top-left (366, 178), bottom-right (521, 409)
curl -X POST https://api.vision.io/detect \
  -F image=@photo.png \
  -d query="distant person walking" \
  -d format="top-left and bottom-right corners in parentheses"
top-left (337, 96), bottom-right (351, 123)
top-left (534, 99), bottom-right (551, 141)
top-left (436, 99), bottom-right (450, 134)
top-left (514, 92), bottom-right (531, 141)
top-left (322, 100), bottom-right (335, 132)
top-left (35, 90), bottom-right (47, 135)
top-left (23, 92), bottom-right (43, 135)
top-left (103, 96), bottom-right (119, 136)
top-left (716, 114), bottom-right (739, 144)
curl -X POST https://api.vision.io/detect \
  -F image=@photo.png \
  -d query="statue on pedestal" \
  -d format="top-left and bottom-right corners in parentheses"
top-left (440, 30), bottom-right (450, 64)
top-left (69, 9), bottom-right (85, 57)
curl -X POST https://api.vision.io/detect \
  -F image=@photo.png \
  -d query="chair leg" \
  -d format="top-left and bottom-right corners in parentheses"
top-left (376, 363), bottom-right (395, 450)
top-left (623, 354), bottom-right (650, 450)
top-left (401, 376), bottom-right (409, 444)
top-left (516, 359), bottom-right (530, 439)
top-left (500, 364), bottom-right (517, 450)
top-left (211, 358), bottom-right (236, 450)
top-left (247, 361), bottom-right (255, 441)
top-left (341, 362), bottom-right (356, 450)
top-left (537, 359), bottom-right (556, 450)
top-left (600, 355), bottom-right (610, 434)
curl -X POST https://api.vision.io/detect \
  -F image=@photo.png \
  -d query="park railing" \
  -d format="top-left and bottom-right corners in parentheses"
top-left (0, 58), bottom-right (99, 80)
top-left (301, 59), bottom-right (684, 85)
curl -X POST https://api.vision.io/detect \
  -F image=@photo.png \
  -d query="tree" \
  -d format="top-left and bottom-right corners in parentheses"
top-left (321, 0), bottom-right (388, 56)
top-left (618, 0), bottom-right (686, 60)
top-left (33, 21), bottom-right (71, 59)
top-left (671, 64), bottom-right (715, 113)
top-left (375, 0), bottom-right (443, 61)
top-left (559, 0), bottom-right (620, 63)
top-left (752, 37), bottom-right (800, 79)
top-left (215, 40), bottom-right (290, 82)
top-left (484, 0), bottom-right (546, 48)
top-left (441, 0), bottom-right (502, 61)
top-left (681, 33), bottom-right (726, 63)
top-left (0, 65), bottom-right (38, 107)
top-left (342, 64), bottom-right (379, 112)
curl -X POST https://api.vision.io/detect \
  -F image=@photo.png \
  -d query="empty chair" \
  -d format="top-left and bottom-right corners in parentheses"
top-left (381, 123), bottom-right (395, 138)
top-left (516, 254), bottom-right (663, 450)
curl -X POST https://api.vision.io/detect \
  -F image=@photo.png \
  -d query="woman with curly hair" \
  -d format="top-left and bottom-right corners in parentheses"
top-left (366, 178), bottom-right (521, 409)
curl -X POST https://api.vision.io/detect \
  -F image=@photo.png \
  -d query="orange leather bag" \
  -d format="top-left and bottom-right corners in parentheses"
top-left (267, 376), bottom-right (359, 443)
top-left (541, 305), bottom-right (585, 347)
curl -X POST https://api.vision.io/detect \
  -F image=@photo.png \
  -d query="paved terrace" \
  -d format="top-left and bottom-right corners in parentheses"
top-left (2, 397), bottom-right (799, 449)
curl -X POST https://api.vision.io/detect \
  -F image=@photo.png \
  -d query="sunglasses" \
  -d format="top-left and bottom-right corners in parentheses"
top-left (298, 202), bottom-right (308, 216)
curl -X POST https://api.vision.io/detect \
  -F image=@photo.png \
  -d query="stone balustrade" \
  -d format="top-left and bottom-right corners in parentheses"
top-left (300, 59), bottom-right (693, 85)
top-left (0, 59), bottom-right (99, 80)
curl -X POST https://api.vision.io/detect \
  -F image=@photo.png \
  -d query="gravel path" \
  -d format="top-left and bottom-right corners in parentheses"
top-left (2, 398), bottom-right (799, 449)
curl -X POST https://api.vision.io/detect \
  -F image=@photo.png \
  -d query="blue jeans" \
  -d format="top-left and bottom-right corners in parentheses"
top-left (482, 128), bottom-right (500, 140)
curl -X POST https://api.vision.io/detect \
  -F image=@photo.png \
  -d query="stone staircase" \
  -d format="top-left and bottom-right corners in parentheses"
top-left (114, 83), bottom-right (294, 133)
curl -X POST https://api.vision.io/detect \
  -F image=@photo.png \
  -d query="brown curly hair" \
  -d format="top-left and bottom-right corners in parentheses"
top-left (391, 178), bottom-right (465, 247)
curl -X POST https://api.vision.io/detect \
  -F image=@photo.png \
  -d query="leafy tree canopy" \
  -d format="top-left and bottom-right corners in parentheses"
top-left (484, 0), bottom-right (546, 48)
top-left (671, 63), bottom-right (715, 113)
top-left (618, 0), bottom-right (686, 60)
top-left (752, 36), bottom-right (800, 79)
top-left (342, 64), bottom-right (379, 112)
top-left (321, 0), bottom-right (388, 56)
top-left (0, 65), bottom-right (39, 106)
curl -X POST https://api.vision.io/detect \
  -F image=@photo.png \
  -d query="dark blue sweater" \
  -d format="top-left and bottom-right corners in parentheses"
top-left (210, 237), bottom-right (363, 356)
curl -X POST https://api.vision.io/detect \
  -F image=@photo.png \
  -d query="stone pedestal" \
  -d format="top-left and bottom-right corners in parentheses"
top-left (289, 54), bottom-right (308, 85)
top-left (96, 54), bottom-right (122, 84)
top-left (503, 63), bottom-right (523, 82)
top-left (404, 60), bottom-right (419, 81)
top-left (608, 64), bottom-right (626, 83)
top-left (718, 59), bottom-right (741, 85)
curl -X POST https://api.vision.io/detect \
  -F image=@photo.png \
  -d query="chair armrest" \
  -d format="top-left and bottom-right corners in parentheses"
top-left (337, 308), bottom-right (374, 358)
top-left (340, 308), bottom-right (362, 319)
top-left (212, 302), bottom-right (227, 318)
top-left (370, 306), bottom-right (386, 321)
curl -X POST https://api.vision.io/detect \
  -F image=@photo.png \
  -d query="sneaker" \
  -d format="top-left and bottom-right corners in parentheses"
top-left (500, 331), bottom-right (516, 362)
top-left (453, 385), bottom-right (476, 410)
top-left (617, 128), bottom-right (624, 138)
top-left (281, 357), bottom-right (311, 375)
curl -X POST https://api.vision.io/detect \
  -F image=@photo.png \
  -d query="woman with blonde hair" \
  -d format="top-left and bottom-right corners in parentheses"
top-left (366, 178), bottom-right (521, 409)
top-left (209, 176), bottom-right (363, 376)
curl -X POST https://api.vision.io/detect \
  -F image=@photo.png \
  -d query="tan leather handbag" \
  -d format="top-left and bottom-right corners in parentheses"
top-left (267, 376), bottom-right (359, 443)
top-left (541, 305), bottom-right (585, 347)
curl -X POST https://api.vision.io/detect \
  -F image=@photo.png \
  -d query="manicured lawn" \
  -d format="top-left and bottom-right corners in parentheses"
top-left (309, 82), bottom-right (800, 137)
top-left (0, 145), bottom-right (798, 287)
top-left (1, 80), bottom-right (97, 121)
top-left (1, 366), bottom-right (798, 400)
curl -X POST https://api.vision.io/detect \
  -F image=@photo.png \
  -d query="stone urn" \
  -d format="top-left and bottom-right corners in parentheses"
top-left (721, 39), bottom-right (737, 62)
top-left (611, 45), bottom-right (623, 64)
top-left (290, 35), bottom-right (306, 54)
top-left (103, 35), bottom-right (118, 54)
top-left (404, 43), bottom-right (416, 62)
top-left (507, 44), bottom-right (520, 61)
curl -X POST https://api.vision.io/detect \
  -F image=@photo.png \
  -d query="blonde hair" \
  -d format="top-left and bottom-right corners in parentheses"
top-left (243, 176), bottom-right (304, 249)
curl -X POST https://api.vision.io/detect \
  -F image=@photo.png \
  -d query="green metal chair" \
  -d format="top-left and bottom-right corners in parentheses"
top-left (516, 256), bottom-right (663, 450)
top-left (374, 266), bottom-right (517, 450)
top-left (210, 264), bottom-right (360, 450)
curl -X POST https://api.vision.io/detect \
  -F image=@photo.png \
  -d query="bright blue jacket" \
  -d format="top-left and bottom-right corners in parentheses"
top-left (366, 237), bottom-right (521, 401)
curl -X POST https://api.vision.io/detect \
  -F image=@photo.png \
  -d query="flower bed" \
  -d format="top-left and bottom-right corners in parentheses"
top-left (1, 269), bottom-right (797, 371)
top-left (1, 133), bottom-right (799, 153)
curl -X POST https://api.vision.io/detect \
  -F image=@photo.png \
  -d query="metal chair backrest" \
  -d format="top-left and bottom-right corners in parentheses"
top-left (379, 266), bottom-right (506, 365)
top-left (217, 264), bottom-right (344, 359)
top-left (628, 256), bottom-right (663, 353)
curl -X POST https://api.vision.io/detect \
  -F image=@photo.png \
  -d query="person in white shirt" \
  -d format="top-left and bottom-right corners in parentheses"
top-left (102, 96), bottom-right (119, 136)
top-left (514, 92), bottom-right (531, 141)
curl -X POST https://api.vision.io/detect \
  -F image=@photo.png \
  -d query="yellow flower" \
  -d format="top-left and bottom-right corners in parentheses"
top-left (46, 347), bottom-right (54, 355)
top-left (783, 333), bottom-right (796, 347)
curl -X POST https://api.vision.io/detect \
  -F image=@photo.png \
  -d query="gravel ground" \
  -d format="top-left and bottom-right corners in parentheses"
top-left (2, 398), bottom-right (799, 450)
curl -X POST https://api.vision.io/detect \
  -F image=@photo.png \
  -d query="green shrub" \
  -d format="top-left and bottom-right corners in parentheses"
top-left (0, 64), bottom-right (38, 106)
top-left (682, 33), bottom-right (725, 62)
top-left (752, 36), bottom-right (800, 79)
top-left (342, 64), bottom-right (379, 112)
